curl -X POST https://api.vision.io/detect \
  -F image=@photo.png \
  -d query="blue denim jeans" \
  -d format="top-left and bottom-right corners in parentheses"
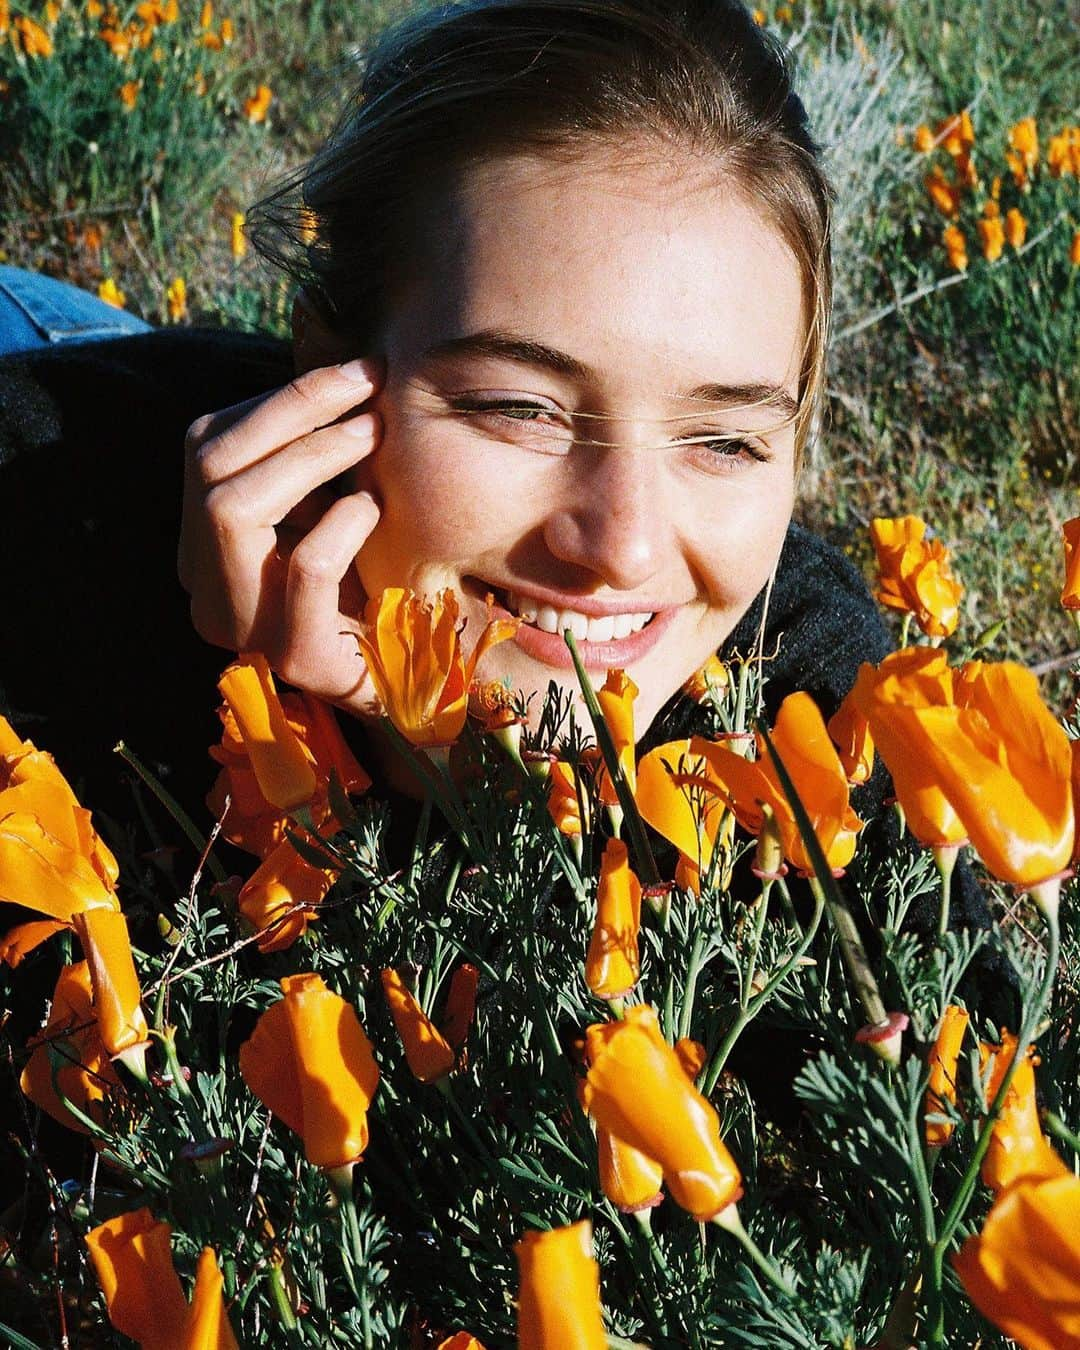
top-left (0, 265), bottom-right (151, 354)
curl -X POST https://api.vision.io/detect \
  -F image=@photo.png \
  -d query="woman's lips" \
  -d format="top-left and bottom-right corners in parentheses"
top-left (485, 592), bottom-right (681, 670)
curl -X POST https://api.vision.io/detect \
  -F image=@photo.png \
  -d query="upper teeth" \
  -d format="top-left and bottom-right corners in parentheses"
top-left (504, 591), bottom-right (653, 642)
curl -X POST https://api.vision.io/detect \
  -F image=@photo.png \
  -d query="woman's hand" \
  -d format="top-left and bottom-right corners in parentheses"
top-left (178, 357), bottom-right (384, 717)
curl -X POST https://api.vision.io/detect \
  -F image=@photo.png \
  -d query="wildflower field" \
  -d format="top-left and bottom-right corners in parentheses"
top-left (2, 1), bottom-right (1080, 1347)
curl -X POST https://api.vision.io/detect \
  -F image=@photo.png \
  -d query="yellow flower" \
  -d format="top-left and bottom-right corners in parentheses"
top-left (98, 278), bottom-right (126, 309)
top-left (1007, 116), bottom-right (1039, 172)
top-left (216, 652), bottom-right (319, 812)
top-left (584, 837), bottom-right (642, 1000)
top-left (942, 224), bottom-right (968, 272)
top-left (199, 0), bottom-right (212, 25)
top-left (1004, 207), bottom-right (1026, 249)
top-left (925, 164), bottom-right (961, 218)
top-left (71, 907), bottom-right (149, 1061)
top-left (243, 83), bottom-right (273, 124)
top-left (681, 653), bottom-right (729, 702)
top-left (230, 210), bottom-right (246, 260)
top-left (1062, 517), bottom-right (1080, 608)
top-left (954, 1168), bottom-right (1080, 1350)
top-left (870, 515), bottom-right (964, 638)
top-left (219, 16), bottom-right (232, 42)
top-left (977, 215), bottom-right (1005, 262)
top-left (166, 275), bottom-right (186, 321)
top-left (239, 973), bottom-right (380, 1170)
top-left (584, 1004), bottom-right (743, 1220)
top-left (12, 15), bottom-right (53, 56)
top-left (924, 1004), bottom-right (969, 1146)
top-left (380, 967), bottom-right (456, 1084)
top-left (515, 1220), bottom-right (607, 1349)
top-left (596, 668), bottom-right (637, 805)
top-left (357, 588), bottom-right (518, 748)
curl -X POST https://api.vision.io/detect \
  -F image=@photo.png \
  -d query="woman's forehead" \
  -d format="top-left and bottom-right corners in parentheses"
top-left (387, 147), bottom-right (806, 401)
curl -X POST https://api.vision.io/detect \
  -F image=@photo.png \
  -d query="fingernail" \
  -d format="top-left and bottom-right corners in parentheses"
top-left (339, 358), bottom-right (373, 384)
top-left (342, 413), bottom-right (375, 437)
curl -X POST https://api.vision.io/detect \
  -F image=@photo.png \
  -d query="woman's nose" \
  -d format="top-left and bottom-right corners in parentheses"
top-left (542, 446), bottom-right (667, 592)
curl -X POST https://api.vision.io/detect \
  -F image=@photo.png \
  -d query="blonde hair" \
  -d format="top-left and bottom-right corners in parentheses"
top-left (249, 0), bottom-right (833, 463)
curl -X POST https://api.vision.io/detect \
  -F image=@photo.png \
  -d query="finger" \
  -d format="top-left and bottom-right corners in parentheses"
top-left (205, 412), bottom-right (379, 541)
top-left (277, 492), bottom-right (382, 702)
top-left (186, 358), bottom-right (383, 487)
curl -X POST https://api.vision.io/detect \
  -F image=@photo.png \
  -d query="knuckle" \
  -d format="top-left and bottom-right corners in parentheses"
top-left (289, 540), bottom-right (339, 586)
top-left (203, 480), bottom-right (248, 531)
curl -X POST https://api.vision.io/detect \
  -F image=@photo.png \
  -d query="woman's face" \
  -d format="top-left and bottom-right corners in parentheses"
top-left (352, 146), bottom-right (805, 736)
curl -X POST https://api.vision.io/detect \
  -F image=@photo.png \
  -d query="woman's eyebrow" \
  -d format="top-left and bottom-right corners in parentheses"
top-left (421, 327), bottom-right (798, 419)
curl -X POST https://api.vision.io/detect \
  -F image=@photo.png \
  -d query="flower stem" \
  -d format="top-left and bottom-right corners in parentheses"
top-left (712, 1204), bottom-right (797, 1300)
top-left (114, 741), bottom-right (228, 883)
top-left (703, 886), bottom-right (824, 1095)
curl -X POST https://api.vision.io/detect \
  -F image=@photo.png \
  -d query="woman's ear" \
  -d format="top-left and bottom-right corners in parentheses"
top-left (291, 287), bottom-right (351, 375)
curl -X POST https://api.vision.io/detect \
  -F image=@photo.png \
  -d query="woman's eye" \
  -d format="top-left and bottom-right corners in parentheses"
top-left (679, 434), bottom-right (769, 470)
top-left (447, 396), bottom-right (571, 450)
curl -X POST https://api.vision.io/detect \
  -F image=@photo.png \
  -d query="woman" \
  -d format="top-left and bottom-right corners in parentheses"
top-left (177, 0), bottom-right (855, 775)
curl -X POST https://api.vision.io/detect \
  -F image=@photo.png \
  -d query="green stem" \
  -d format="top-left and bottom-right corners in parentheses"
top-left (755, 719), bottom-right (887, 1028)
top-left (703, 886), bottom-right (825, 1095)
top-left (713, 1206), bottom-right (797, 1300)
top-left (1044, 1111), bottom-right (1080, 1160)
top-left (268, 1263), bottom-right (300, 1337)
top-left (678, 928), bottom-right (709, 1042)
top-left (113, 741), bottom-right (227, 883)
top-left (934, 847), bottom-right (957, 942)
top-left (740, 881), bottom-right (773, 1011)
top-left (564, 631), bottom-right (660, 885)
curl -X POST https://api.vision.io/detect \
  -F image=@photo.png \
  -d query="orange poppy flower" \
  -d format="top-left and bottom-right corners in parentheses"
top-left (1007, 116), bottom-right (1039, 172)
top-left (0, 716), bottom-right (120, 963)
top-left (381, 968), bottom-right (456, 1084)
top-left (682, 654), bottom-right (729, 703)
top-left (236, 824), bottom-right (340, 953)
top-left (584, 838), bottom-right (642, 1000)
top-left (953, 1168), bottom-right (1080, 1350)
top-left (635, 738), bottom-right (735, 890)
top-left (515, 1220), bottom-right (607, 1349)
top-left (596, 1125), bottom-right (664, 1213)
top-left (849, 649), bottom-right (968, 851)
top-left (979, 1035), bottom-right (1069, 1193)
top-left (925, 164), bottom-right (961, 218)
top-left (20, 961), bottom-right (120, 1134)
top-left (689, 693), bottom-right (863, 877)
top-left (239, 973), bottom-right (380, 1169)
top-left (357, 588), bottom-right (518, 748)
top-left (71, 908), bottom-right (149, 1061)
top-left (891, 659), bottom-right (1072, 890)
top-left (436, 1335), bottom-right (488, 1350)
top-left (85, 1208), bottom-right (188, 1348)
top-left (584, 1005), bottom-right (742, 1221)
top-left (441, 963), bottom-right (479, 1053)
top-left (1004, 207), bottom-right (1027, 249)
top-left (869, 516), bottom-right (964, 638)
top-left (826, 689), bottom-right (875, 785)
top-left (924, 1004), bottom-right (969, 1146)
top-left (596, 670), bottom-right (637, 805)
top-left (943, 224), bottom-right (968, 271)
top-left (209, 666), bottom-right (369, 857)
top-left (85, 1209), bottom-right (238, 1350)
top-left (977, 215), bottom-right (1005, 262)
top-left (1061, 517), bottom-right (1080, 609)
top-left (230, 211), bottom-right (247, 260)
top-left (216, 653), bottom-right (319, 812)
top-left (243, 83), bottom-right (273, 124)
top-left (547, 758), bottom-right (590, 838)
top-left (913, 123), bottom-right (935, 153)
top-left (936, 110), bottom-right (975, 157)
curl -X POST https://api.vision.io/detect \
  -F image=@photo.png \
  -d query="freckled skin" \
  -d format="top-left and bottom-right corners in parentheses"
top-left (351, 146), bottom-right (805, 737)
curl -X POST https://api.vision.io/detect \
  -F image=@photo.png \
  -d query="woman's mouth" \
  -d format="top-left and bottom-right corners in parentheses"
top-left (475, 582), bottom-right (676, 671)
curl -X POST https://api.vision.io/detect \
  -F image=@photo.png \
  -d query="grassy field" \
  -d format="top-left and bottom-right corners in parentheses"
top-left (1, 0), bottom-right (1077, 687)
